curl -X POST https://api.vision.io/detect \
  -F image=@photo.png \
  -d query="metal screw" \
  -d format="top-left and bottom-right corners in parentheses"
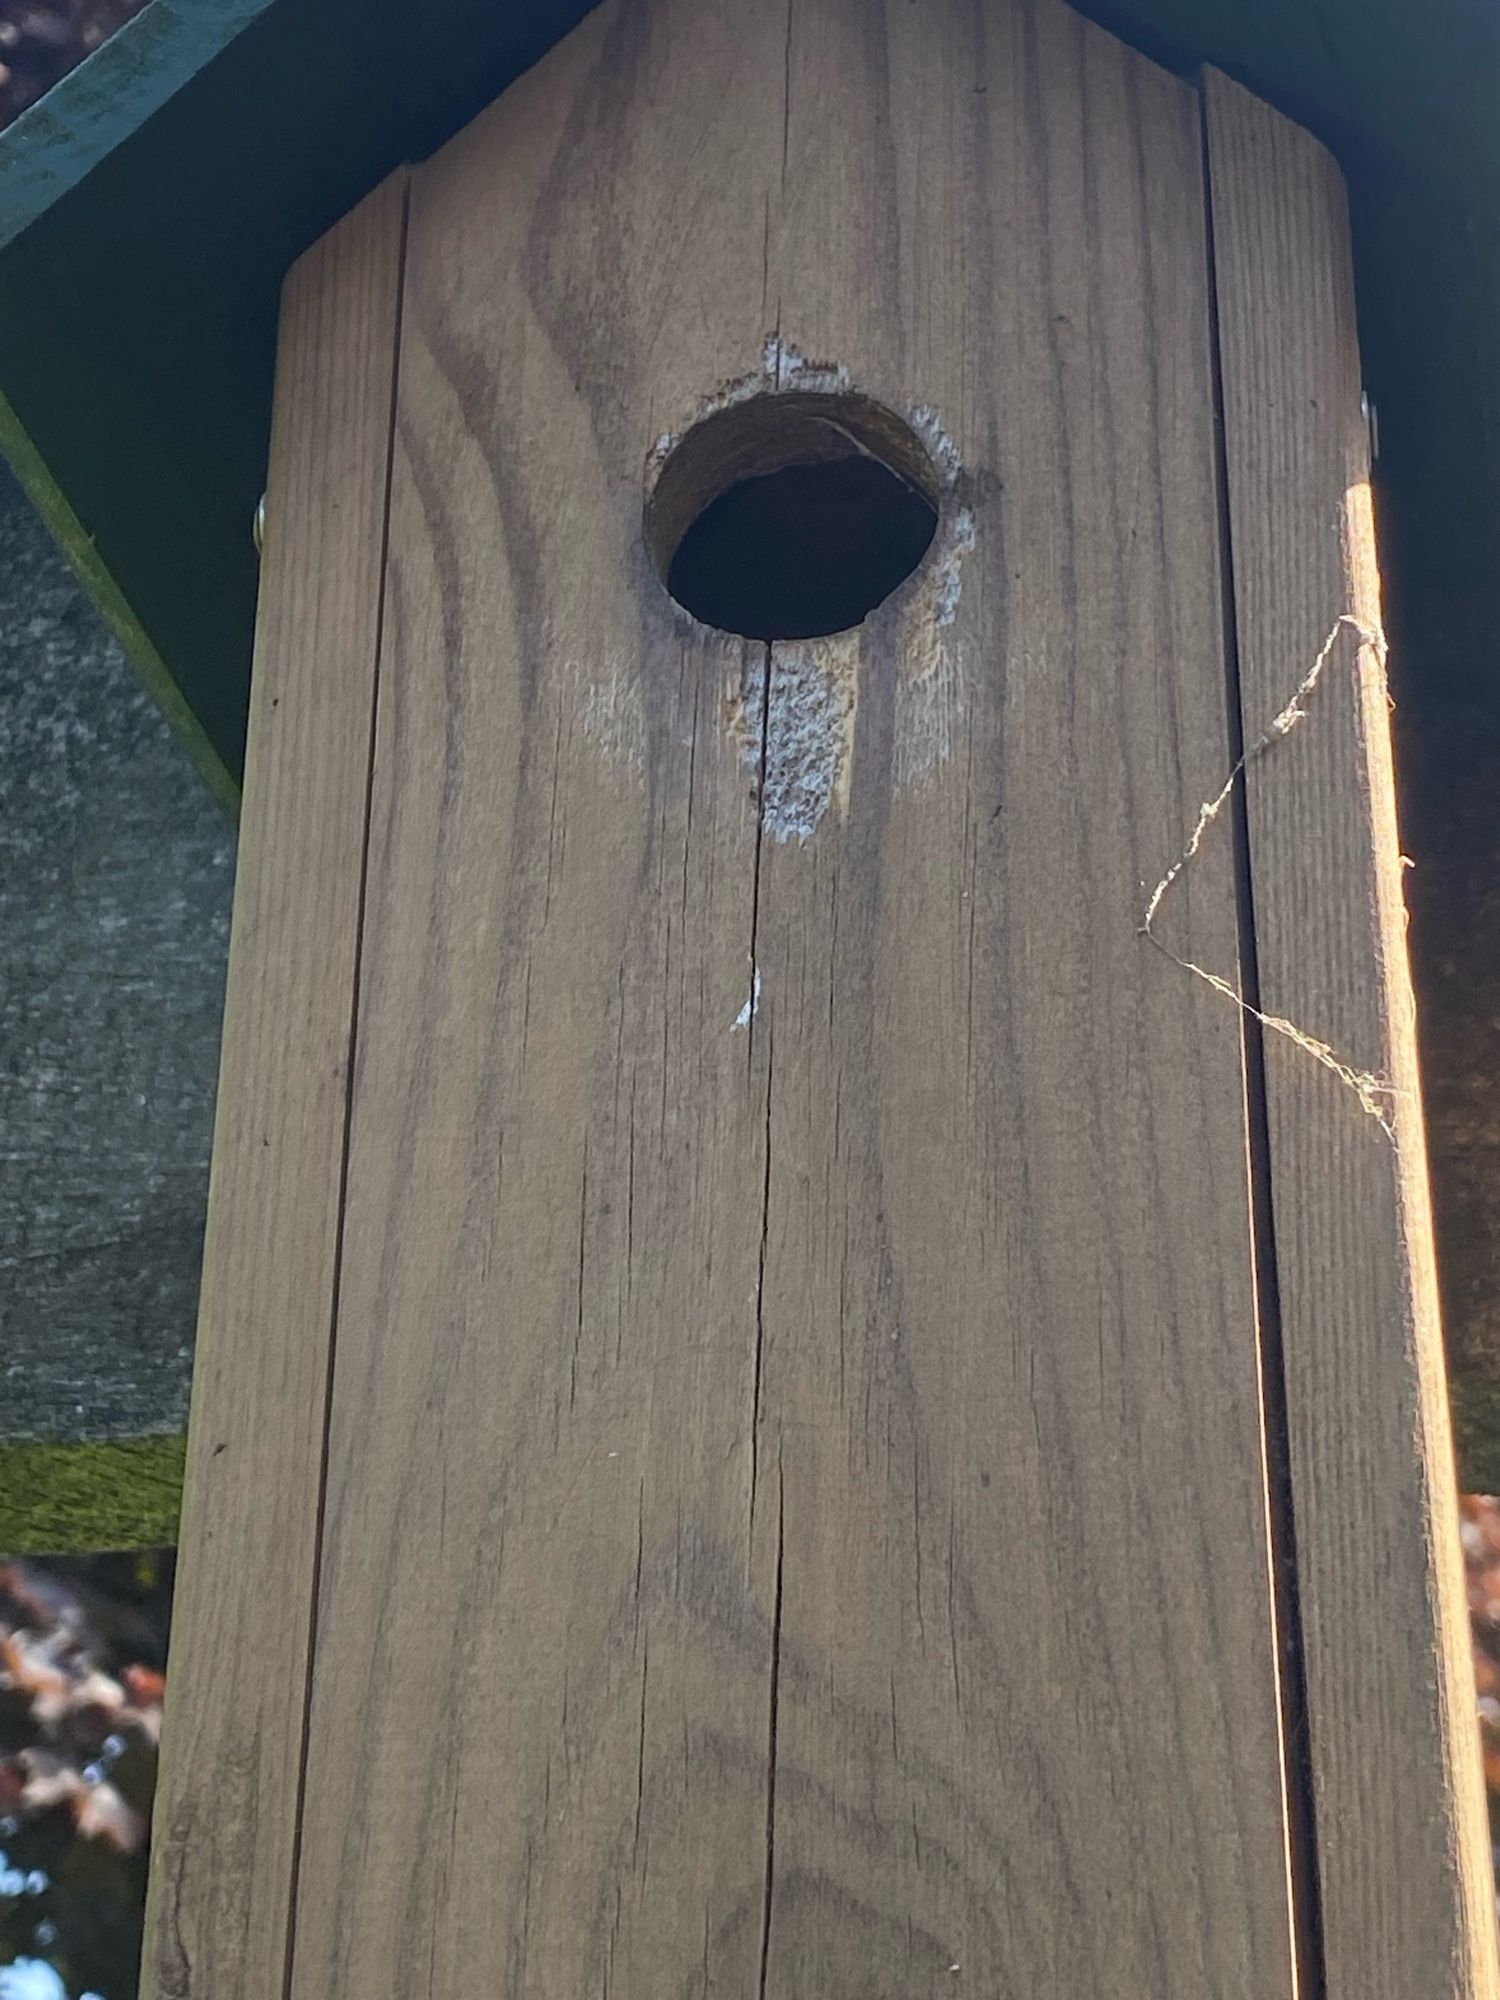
top-left (1361, 391), bottom-right (1380, 466)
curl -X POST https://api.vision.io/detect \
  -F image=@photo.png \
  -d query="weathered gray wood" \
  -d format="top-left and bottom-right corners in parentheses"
top-left (1205, 69), bottom-right (1499, 2000)
top-left (141, 174), bottom-right (408, 2000)
top-left (283, 4), bottom-right (1298, 1995)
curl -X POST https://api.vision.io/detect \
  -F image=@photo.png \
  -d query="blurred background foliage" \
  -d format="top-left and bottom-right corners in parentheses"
top-left (0, 1557), bottom-right (170, 2000)
top-left (1462, 1494), bottom-right (1500, 1904)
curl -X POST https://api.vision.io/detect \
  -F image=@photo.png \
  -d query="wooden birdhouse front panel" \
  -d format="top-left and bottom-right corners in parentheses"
top-left (142, 2), bottom-right (1496, 1998)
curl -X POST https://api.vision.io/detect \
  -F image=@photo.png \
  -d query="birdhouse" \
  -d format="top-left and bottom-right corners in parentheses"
top-left (3, 0), bottom-right (1499, 1995)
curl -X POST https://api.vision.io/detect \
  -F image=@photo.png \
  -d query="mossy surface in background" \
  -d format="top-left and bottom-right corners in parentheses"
top-left (1453, 1382), bottom-right (1500, 1502)
top-left (0, 1435), bottom-right (184, 1555)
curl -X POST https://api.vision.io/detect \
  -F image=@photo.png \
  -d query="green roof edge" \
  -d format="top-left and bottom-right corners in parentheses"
top-left (0, 0), bottom-right (276, 252)
top-left (0, 384), bottom-right (240, 820)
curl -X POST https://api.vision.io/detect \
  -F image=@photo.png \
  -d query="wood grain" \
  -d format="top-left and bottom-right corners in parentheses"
top-left (284, 6), bottom-right (1298, 1996)
top-left (752, 14), bottom-right (1291, 1994)
top-left (140, 172), bottom-right (409, 2000)
top-left (1204, 70), bottom-right (1500, 2000)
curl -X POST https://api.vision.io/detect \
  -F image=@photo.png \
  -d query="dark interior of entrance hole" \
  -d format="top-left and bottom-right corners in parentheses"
top-left (646, 390), bottom-right (941, 641)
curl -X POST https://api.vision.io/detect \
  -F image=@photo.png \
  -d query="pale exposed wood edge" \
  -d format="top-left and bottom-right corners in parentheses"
top-left (1343, 466), bottom-right (1500, 1988)
top-left (141, 170), bottom-right (409, 2000)
top-left (1204, 70), bottom-right (1498, 2000)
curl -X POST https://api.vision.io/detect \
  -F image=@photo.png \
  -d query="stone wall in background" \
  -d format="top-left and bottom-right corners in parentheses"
top-left (0, 465), bottom-right (234, 1444)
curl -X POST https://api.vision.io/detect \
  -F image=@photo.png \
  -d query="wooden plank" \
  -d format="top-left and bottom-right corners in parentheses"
top-left (1204, 70), bottom-right (1500, 2000)
top-left (750, 9), bottom-right (1295, 1992)
top-left (285, 4), bottom-right (1298, 1995)
top-left (140, 172), bottom-right (408, 2000)
top-left (286, 11), bottom-right (783, 1992)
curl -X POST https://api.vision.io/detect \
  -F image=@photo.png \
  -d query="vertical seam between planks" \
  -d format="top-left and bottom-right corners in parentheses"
top-left (279, 167), bottom-right (413, 2000)
top-left (1197, 78), bottom-right (1328, 2000)
top-left (748, 639), bottom-right (774, 1532)
top-left (757, 1458), bottom-right (785, 2000)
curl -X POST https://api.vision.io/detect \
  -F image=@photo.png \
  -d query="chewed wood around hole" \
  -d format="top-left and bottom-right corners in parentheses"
top-left (645, 391), bottom-right (941, 640)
